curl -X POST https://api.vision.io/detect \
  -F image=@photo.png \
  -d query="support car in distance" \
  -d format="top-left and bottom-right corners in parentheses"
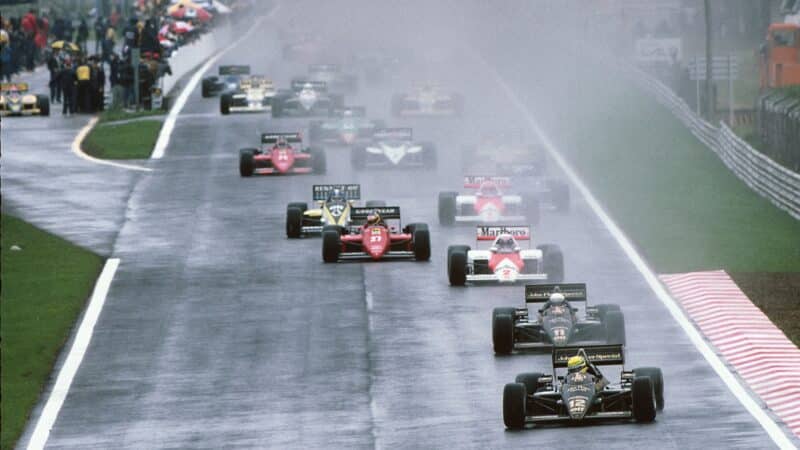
top-left (491, 283), bottom-right (626, 355)
top-left (239, 132), bottom-right (325, 176)
top-left (447, 225), bottom-right (563, 285)
top-left (322, 207), bottom-right (430, 263)
top-left (503, 345), bottom-right (664, 429)
top-left (202, 65), bottom-right (251, 97)
top-left (351, 128), bottom-right (436, 170)
top-left (438, 176), bottom-right (539, 225)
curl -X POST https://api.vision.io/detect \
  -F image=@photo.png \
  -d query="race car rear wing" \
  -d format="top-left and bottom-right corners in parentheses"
top-left (525, 283), bottom-right (587, 303)
top-left (262, 133), bottom-right (302, 144)
top-left (291, 79), bottom-right (327, 92)
top-left (0, 82), bottom-right (29, 92)
top-left (350, 206), bottom-right (401, 222)
top-left (219, 65), bottom-right (250, 75)
top-left (463, 175), bottom-right (511, 189)
top-left (309, 63), bottom-right (341, 73)
top-left (312, 184), bottom-right (361, 201)
top-left (332, 106), bottom-right (366, 117)
top-left (552, 345), bottom-right (625, 368)
top-left (476, 225), bottom-right (530, 241)
top-left (373, 128), bottom-right (412, 141)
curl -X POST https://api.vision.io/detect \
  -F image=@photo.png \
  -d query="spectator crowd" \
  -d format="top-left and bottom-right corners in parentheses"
top-left (1, 0), bottom-right (233, 115)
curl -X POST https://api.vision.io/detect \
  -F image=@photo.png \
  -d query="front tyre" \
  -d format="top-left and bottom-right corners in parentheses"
top-left (286, 207), bottom-right (304, 238)
top-left (632, 376), bottom-right (657, 423)
top-left (503, 383), bottom-right (527, 430)
top-left (239, 149), bottom-right (255, 177)
top-left (634, 367), bottom-right (664, 411)
top-left (407, 223), bottom-right (430, 261)
top-left (492, 307), bottom-right (516, 355)
top-left (322, 230), bottom-right (341, 263)
top-left (438, 191), bottom-right (457, 226)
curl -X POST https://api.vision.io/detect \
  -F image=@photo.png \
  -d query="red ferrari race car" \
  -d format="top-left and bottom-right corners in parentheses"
top-left (239, 132), bottom-right (326, 176)
top-left (322, 206), bottom-right (430, 263)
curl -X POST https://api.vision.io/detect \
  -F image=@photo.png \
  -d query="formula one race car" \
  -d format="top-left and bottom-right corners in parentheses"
top-left (308, 107), bottom-right (385, 147)
top-left (502, 345), bottom-right (664, 429)
top-left (307, 64), bottom-right (358, 93)
top-left (447, 225), bottom-right (562, 285)
top-left (272, 80), bottom-right (342, 117)
top-left (322, 206), bottom-right (430, 262)
top-left (285, 184), bottom-right (386, 238)
top-left (239, 132), bottom-right (325, 176)
top-left (202, 65), bottom-right (251, 97)
top-left (220, 75), bottom-right (276, 115)
top-left (0, 83), bottom-right (49, 116)
top-left (351, 128), bottom-right (436, 170)
top-left (438, 176), bottom-right (539, 225)
top-left (391, 83), bottom-right (463, 117)
top-left (491, 284), bottom-right (626, 355)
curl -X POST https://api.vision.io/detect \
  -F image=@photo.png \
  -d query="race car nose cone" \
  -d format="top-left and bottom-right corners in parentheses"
top-left (567, 397), bottom-right (589, 419)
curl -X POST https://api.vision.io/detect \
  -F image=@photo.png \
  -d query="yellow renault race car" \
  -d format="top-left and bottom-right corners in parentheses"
top-left (0, 83), bottom-right (50, 116)
top-left (285, 184), bottom-right (385, 238)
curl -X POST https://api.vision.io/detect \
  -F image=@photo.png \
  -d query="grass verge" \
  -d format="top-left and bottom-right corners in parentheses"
top-left (82, 119), bottom-right (163, 159)
top-left (0, 214), bottom-right (103, 450)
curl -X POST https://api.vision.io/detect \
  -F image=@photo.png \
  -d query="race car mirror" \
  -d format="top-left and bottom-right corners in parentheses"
top-left (219, 65), bottom-right (250, 75)
top-left (464, 175), bottom-right (512, 189)
top-left (525, 283), bottom-right (588, 302)
top-left (476, 225), bottom-right (530, 241)
top-left (312, 184), bottom-right (361, 201)
top-left (552, 345), bottom-right (624, 368)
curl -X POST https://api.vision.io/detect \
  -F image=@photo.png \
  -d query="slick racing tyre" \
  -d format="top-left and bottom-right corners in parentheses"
top-left (438, 191), bottom-right (457, 226)
top-left (286, 206), bottom-right (305, 238)
top-left (514, 372), bottom-right (544, 397)
top-left (447, 246), bottom-right (468, 286)
top-left (537, 244), bottom-right (563, 282)
top-left (201, 80), bottom-right (212, 98)
top-left (220, 93), bottom-right (232, 115)
top-left (37, 95), bottom-right (50, 116)
top-left (632, 376), bottom-right (657, 423)
top-left (239, 149), bottom-right (255, 177)
top-left (407, 223), bottom-right (431, 261)
top-left (322, 229), bottom-right (341, 263)
top-left (634, 367), bottom-right (664, 411)
top-left (604, 310), bottom-right (626, 346)
top-left (503, 383), bottom-right (527, 430)
top-left (492, 307), bottom-right (516, 355)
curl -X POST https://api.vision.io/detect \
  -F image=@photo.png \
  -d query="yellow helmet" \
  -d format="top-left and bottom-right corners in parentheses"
top-left (567, 355), bottom-right (587, 374)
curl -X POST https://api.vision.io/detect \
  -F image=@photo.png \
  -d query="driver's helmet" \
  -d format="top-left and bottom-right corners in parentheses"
top-left (493, 234), bottom-right (518, 253)
top-left (366, 212), bottom-right (382, 226)
top-left (478, 180), bottom-right (499, 197)
top-left (327, 188), bottom-right (346, 202)
top-left (548, 292), bottom-right (566, 306)
top-left (567, 355), bottom-right (588, 374)
top-left (274, 137), bottom-right (289, 149)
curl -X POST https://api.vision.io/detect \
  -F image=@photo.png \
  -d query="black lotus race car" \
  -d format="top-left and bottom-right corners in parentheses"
top-left (201, 65), bottom-right (251, 97)
top-left (503, 345), bottom-right (664, 429)
top-left (492, 284), bottom-right (625, 355)
top-left (351, 128), bottom-right (436, 170)
top-left (272, 80), bottom-right (342, 117)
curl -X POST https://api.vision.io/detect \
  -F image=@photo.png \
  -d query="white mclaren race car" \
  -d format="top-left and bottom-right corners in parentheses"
top-left (391, 83), bottom-right (463, 117)
top-left (351, 128), bottom-right (436, 170)
top-left (438, 176), bottom-right (540, 225)
top-left (447, 225), bottom-right (563, 285)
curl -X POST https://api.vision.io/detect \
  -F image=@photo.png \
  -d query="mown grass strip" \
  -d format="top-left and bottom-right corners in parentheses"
top-left (82, 120), bottom-right (163, 160)
top-left (0, 214), bottom-right (103, 450)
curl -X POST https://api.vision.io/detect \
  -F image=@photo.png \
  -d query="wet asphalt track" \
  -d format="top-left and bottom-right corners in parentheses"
top-left (7, 1), bottom-right (798, 448)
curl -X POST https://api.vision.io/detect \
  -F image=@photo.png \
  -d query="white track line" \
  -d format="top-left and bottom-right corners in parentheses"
top-left (26, 258), bottom-right (121, 450)
top-left (151, 7), bottom-right (277, 160)
top-left (471, 51), bottom-right (797, 449)
top-left (71, 118), bottom-right (153, 172)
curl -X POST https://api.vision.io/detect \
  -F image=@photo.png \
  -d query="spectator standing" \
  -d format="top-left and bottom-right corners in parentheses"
top-left (63, 15), bottom-right (74, 42)
top-left (109, 52), bottom-right (123, 109)
top-left (119, 57), bottom-right (134, 107)
top-left (60, 58), bottom-right (77, 115)
top-left (102, 25), bottom-right (115, 63)
top-left (52, 17), bottom-right (65, 41)
top-left (76, 57), bottom-right (92, 112)
top-left (94, 17), bottom-right (106, 54)
top-left (47, 51), bottom-right (62, 103)
top-left (91, 57), bottom-right (106, 111)
top-left (0, 25), bottom-right (12, 82)
top-left (122, 18), bottom-right (139, 60)
top-left (76, 19), bottom-right (89, 54)
top-left (140, 19), bottom-right (159, 55)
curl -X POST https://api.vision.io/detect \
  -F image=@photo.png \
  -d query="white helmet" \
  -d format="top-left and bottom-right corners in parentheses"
top-left (549, 292), bottom-right (566, 305)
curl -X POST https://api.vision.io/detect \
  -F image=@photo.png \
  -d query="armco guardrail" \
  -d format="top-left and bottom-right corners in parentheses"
top-left (572, 39), bottom-right (800, 220)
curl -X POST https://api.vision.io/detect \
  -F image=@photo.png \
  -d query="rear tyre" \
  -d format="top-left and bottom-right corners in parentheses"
top-left (604, 310), bottom-right (626, 346)
top-left (438, 191), bottom-right (457, 226)
top-left (312, 148), bottom-right (326, 174)
top-left (632, 376), bottom-right (657, 423)
top-left (514, 372), bottom-right (544, 396)
top-left (407, 223), bottom-right (430, 261)
top-left (220, 93), bottom-right (231, 115)
top-left (37, 95), bottom-right (50, 116)
top-left (322, 230), bottom-right (341, 263)
top-left (547, 180), bottom-right (570, 213)
top-left (492, 307), bottom-right (516, 355)
top-left (447, 246), bottom-right (468, 286)
top-left (365, 200), bottom-right (386, 207)
top-left (286, 207), bottom-right (304, 238)
top-left (537, 244), bottom-right (563, 282)
top-left (634, 367), bottom-right (664, 411)
top-left (239, 149), bottom-right (255, 177)
top-left (201, 80), bottom-right (211, 98)
top-left (503, 383), bottom-right (527, 430)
